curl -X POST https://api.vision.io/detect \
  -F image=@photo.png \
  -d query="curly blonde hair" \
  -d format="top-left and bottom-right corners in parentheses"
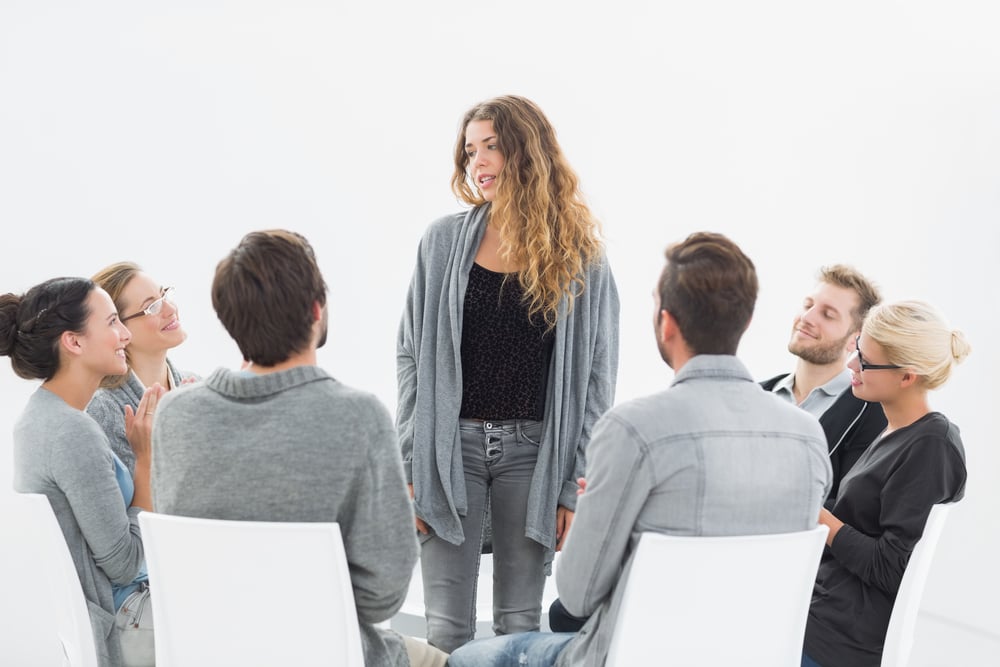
top-left (451, 95), bottom-right (603, 329)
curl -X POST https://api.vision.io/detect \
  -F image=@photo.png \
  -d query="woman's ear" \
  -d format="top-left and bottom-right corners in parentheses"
top-left (899, 370), bottom-right (920, 389)
top-left (59, 330), bottom-right (84, 358)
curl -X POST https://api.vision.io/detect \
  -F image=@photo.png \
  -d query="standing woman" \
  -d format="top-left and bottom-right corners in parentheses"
top-left (397, 94), bottom-right (620, 652)
top-left (1, 278), bottom-right (163, 666)
top-left (803, 301), bottom-right (970, 667)
top-left (87, 263), bottom-right (195, 475)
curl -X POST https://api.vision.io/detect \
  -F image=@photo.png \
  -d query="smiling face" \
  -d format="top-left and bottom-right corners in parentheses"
top-left (788, 281), bottom-right (860, 366)
top-left (847, 332), bottom-right (905, 402)
top-left (464, 119), bottom-right (505, 202)
top-left (118, 272), bottom-right (186, 357)
top-left (78, 288), bottom-right (132, 377)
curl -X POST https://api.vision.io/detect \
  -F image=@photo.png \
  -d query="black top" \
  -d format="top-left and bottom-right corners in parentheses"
top-left (760, 374), bottom-right (888, 504)
top-left (803, 412), bottom-right (967, 667)
top-left (459, 263), bottom-right (554, 420)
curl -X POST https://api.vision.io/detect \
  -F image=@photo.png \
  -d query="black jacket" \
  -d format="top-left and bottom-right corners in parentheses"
top-left (761, 374), bottom-right (887, 504)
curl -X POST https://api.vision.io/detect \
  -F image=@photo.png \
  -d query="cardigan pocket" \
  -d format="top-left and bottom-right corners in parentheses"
top-left (86, 599), bottom-right (116, 665)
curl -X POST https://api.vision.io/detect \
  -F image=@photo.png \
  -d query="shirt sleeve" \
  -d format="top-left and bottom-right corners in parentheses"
top-left (556, 412), bottom-right (651, 617)
top-left (49, 419), bottom-right (145, 586)
top-left (828, 433), bottom-right (966, 595)
top-left (342, 401), bottom-right (420, 624)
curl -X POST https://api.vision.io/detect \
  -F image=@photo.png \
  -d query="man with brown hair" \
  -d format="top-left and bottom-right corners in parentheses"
top-left (761, 264), bottom-right (887, 502)
top-left (151, 229), bottom-right (447, 667)
top-left (448, 232), bottom-right (832, 667)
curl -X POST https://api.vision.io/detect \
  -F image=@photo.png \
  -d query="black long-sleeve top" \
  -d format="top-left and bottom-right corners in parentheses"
top-left (803, 412), bottom-right (967, 667)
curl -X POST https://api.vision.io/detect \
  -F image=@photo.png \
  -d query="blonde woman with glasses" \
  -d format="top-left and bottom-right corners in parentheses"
top-left (87, 263), bottom-right (197, 476)
top-left (802, 301), bottom-right (970, 667)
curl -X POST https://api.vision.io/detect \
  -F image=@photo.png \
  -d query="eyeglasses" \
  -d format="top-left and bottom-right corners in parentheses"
top-left (121, 287), bottom-right (175, 323)
top-left (854, 335), bottom-right (902, 372)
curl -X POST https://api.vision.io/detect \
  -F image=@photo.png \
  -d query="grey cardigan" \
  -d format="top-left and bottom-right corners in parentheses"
top-left (396, 205), bottom-right (620, 548)
top-left (14, 387), bottom-right (146, 667)
top-left (86, 358), bottom-right (194, 474)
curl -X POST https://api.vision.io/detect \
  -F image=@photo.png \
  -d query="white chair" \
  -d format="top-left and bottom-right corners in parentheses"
top-left (14, 492), bottom-right (99, 667)
top-left (138, 512), bottom-right (364, 667)
top-left (605, 525), bottom-right (829, 667)
top-left (881, 503), bottom-right (954, 667)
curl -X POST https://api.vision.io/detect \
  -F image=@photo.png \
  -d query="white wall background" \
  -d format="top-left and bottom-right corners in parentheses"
top-left (1, 1), bottom-right (997, 663)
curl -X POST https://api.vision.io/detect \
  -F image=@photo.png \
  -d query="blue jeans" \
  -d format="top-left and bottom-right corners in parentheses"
top-left (420, 419), bottom-right (547, 653)
top-left (801, 653), bottom-right (823, 667)
top-left (448, 632), bottom-right (574, 667)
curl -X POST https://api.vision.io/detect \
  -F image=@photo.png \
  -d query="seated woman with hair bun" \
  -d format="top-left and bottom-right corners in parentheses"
top-left (1, 277), bottom-right (164, 667)
top-left (803, 300), bottom-right (970, 667)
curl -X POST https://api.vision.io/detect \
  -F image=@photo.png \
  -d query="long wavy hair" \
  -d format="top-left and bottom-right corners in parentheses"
top-left (451, 95), bottom-right (603, 329)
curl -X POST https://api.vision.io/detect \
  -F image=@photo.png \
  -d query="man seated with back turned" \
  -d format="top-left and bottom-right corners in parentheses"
top-left (448, 231), bottom-right (833, 667)
top-left (150, 229), bottom-right (447, 667)
top-left (761, 264), bottom-right (886, 503)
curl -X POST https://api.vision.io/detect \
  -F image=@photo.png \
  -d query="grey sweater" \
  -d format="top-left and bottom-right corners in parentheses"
top-left (86, 358), bottom-right (194, 475)
top-left (14, 387), bottom-right (146, 667)
top-left (151, 366), bottom-right (419, 667)
top-left (397, 205), bottom-right (620, 548)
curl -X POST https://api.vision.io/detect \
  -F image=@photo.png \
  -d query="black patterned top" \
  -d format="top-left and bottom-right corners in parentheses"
top-left (459, 263), bottom-right (554, 420)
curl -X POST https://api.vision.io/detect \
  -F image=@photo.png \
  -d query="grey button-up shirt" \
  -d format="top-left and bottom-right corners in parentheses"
top-left (555, 355), bottom-right (832, 667)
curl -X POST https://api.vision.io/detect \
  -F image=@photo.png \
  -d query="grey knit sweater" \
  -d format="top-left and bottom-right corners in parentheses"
top-left (397, 205), bottom-right (620, 548)
top-left (14, 387), bottom-right (146, 667)
top-left (86, 358), bottom-right (195, 475)
top-left (151, 365), bottom-right (419, 667)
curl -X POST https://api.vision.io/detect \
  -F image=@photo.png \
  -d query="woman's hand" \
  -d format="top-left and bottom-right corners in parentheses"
top-left (556, 505), bottom-right (575, 551)
top-left (124, 383), bottom-right (166, 464)
top-left (407, 483), bottom-right (429, 535)
top-left (818, 507), bottom-right (844, 547)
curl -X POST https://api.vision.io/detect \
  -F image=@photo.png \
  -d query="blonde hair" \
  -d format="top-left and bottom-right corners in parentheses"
top-left (91, 261), bottom-right (142, 389)
top-left (451, 95), bottom-right (603, 328)
top-left (863, 300), bottom-right (971, 390)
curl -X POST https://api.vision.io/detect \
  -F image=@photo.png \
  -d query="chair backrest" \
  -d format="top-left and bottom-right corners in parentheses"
top-left (605, 525), bottom-right (829, 667)
top-left (14, 493), bottom-right (99, 667)
top-left (880, 503), bottom-right (953, 667)
top-left (138, 512), bottom-right (364, 667)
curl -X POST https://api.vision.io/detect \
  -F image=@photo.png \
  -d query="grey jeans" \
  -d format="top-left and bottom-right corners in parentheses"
top-left (419, 419), bottom-right (547, 653)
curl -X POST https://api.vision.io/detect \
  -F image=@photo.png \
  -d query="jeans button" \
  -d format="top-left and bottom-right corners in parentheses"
top-left (485, 422), bottom-right (493, 429)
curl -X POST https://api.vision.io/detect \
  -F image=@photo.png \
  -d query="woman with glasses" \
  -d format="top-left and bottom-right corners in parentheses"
top-left (87, 263), bottom-right (196, 475)
top-left (2, 277), bottom-right (164, 667)
top-left (397, 95), bottom-right (619, 652)
top-left (802, 301), bottom-right (969, 667)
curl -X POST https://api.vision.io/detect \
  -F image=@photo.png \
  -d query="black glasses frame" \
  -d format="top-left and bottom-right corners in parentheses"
top-left (854, 335), bottom-right (903, 372)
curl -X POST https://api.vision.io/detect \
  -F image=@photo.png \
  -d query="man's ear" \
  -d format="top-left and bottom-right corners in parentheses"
top-left (659, 309), bottom-right (679, 343)
top-left (312, 301), bottom-right (323, 322)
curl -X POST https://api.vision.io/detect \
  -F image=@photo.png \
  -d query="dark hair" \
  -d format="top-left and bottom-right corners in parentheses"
top-left (0, 277), bottom-right (97, 380)
top-left (212, 229), bottom-right (327, 366)
top-left (657, 232), bottom-right (758, 355)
